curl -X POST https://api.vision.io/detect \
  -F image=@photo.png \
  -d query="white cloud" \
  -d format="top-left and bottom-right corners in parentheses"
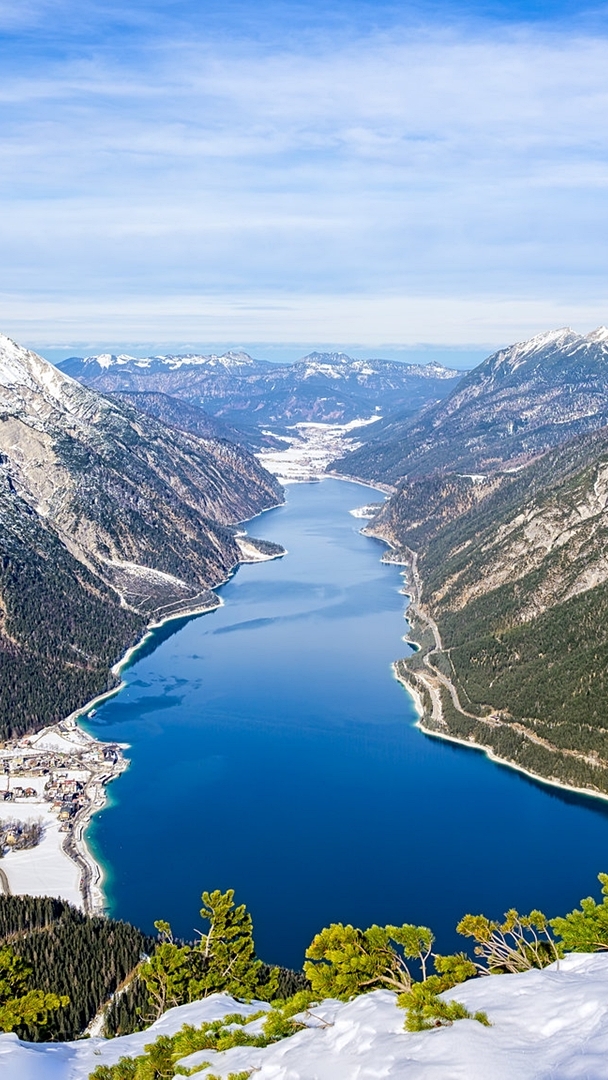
top-left (3, 290), bottom-right (608, 349)
top-left (2, 19), bottom-right (608, 344)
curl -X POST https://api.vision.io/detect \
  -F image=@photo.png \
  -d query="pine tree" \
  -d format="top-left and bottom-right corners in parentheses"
top-left (0, 946), bottom-right (68, 1032)
top-left (304, 922), bottom-right (435, 999)
top-left (189, 889), bottom-right (278, 1001)
top-left (140, 889), bottom-right (279, 1018)
top-left (551, 873), bottom-right (608, 952)
top-left (139, 938), bottom-right (191, 1021)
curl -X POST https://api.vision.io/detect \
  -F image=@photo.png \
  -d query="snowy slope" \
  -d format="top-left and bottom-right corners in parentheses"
top-left (0, 333), bottom-right (284, 743)
top-left (338, 325), bottom-right (608, 482)
top-left (3, 953), bottom-right (608, 1079)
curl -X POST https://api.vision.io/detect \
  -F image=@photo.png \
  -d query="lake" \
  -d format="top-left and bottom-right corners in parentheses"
top-left (85, 479), bottom-right (608, 971)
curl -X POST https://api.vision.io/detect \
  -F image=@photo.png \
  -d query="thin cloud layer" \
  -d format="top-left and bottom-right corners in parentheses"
top-left (1, 4), bottom-right (608, 346)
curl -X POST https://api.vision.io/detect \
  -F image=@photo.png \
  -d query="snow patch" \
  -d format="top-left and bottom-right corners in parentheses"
top-left (587, 326), bottom-right (608, 343)
top-left (257, 417), bottom-right (381, 483)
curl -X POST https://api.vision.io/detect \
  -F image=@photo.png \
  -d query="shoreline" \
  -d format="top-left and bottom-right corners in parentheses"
top-left (63, 478), bottom-right (385, 915)
top-left (324, 469), bottom-right (395, 495)
top-left (0, 508), bottom-right (287, 916)
top-left (72, 476), bottom-right (384, 915)
top-left (414, 708), bottom-right (608, 807)
top-left (0, 718), bottom-right (130, 914)
top-left (75, 531), bottom-right (287, 912)
top-left (255, 417), bottom-right (395, 489)
top-left (371, 525), bottom-right (608, 808)
top-left (390, 659), bottom-right (608, 808)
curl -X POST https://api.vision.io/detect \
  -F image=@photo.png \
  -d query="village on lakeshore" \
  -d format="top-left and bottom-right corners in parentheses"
top-left (0, 717), bottom-right (126, 912)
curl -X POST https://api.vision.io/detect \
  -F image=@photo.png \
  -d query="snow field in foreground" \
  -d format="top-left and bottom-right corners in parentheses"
top-left (2, 952), bottom-right (608, 1079)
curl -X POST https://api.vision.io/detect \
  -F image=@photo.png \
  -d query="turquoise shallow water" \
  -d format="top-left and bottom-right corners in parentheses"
top-left (85, 479), bottom-right (608, 970)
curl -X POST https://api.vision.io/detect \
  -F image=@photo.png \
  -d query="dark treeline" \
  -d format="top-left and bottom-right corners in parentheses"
top-left (104, 978), bottom-right (151, 1037)
top-left (0, 896), bottom-right (309, 1042)
top-left (0, 481), bottom-right (144, 740)
top-left (0, 896), bottom-right (154, 1041)
top-left (103, 961), bottom-right (309, 1038)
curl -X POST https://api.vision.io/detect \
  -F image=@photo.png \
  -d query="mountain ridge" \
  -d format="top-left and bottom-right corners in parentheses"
top-left (0, 333), bottom-right (284, 739)
top-left (367, 422), bottom-right (608, 793)
top-left (334, 326), bottom-right (608, 483)
top-left (58, 351), bottom-right (463, 433)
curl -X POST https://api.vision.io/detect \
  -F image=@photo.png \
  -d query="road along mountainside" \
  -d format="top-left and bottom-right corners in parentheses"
top-left (352, 397), bottom-right (608, 799)
top-left (373, 520), bottom-right (608, 800)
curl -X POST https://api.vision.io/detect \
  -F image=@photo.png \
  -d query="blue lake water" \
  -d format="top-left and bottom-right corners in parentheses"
top-left (85, 479), bottom-right (608, 970)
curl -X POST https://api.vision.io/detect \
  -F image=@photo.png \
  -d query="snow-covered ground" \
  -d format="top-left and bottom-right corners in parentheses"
top-left (256, 417), bottom-right (382, 483)
top-left (0, 813), bottom-right (81, 907)
top-left (349, 503), bottom-right (384, 518)
top-left (4, 953), bottom-right (608, 1078)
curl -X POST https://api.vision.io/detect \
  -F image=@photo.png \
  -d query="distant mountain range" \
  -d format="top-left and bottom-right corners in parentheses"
top-left (58, 350), bottom-right (462, 433)
top-left (0, 334), bottom-right (283, 740)
top-left (334, 327), bottom-right (608, 483)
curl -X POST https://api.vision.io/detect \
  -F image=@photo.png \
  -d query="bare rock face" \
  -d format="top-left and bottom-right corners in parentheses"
top-left (0, 334), bottom-right (283, 738)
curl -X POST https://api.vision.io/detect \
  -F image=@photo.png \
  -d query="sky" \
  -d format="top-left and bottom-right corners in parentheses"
top-left (2, 0), bottom-right (608, 361)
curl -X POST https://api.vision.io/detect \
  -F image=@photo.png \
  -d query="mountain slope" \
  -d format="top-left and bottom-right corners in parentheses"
top-left (369, 425), bottom-right (608, 793)
top-left (59, 350), bottom-right (462, 433)
top-left (0, 334), bottom-right (283, 739)
top-left (108, 390), bottom-right (281, 450)
top-left (335, 327), bottom-right (608, 483)
top-left (0, 469), bottom-right (144, 739)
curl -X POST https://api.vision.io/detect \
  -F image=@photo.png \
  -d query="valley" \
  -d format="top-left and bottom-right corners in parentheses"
top-left (49, 326), bottom-right (608, 803)
top-left (6, 1), bottom-right (608, 1071)
top-left (4, 325), bottom-right (608, 1072)
top-left (256, 416), bottom-right (385, 483)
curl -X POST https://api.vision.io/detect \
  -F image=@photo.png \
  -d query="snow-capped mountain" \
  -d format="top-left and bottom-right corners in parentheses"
top-left (60, 349), bottom-right (269, 378)
top-left (289, 352), bottom-right (460, 388)
top-left (336, 326), bottom-right (608, 483)
top-left (58, 351), bottom-right (463, 432)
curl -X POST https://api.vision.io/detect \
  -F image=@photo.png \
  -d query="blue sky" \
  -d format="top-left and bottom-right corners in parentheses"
top-left (2, 0), bottom-right (608, 359)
